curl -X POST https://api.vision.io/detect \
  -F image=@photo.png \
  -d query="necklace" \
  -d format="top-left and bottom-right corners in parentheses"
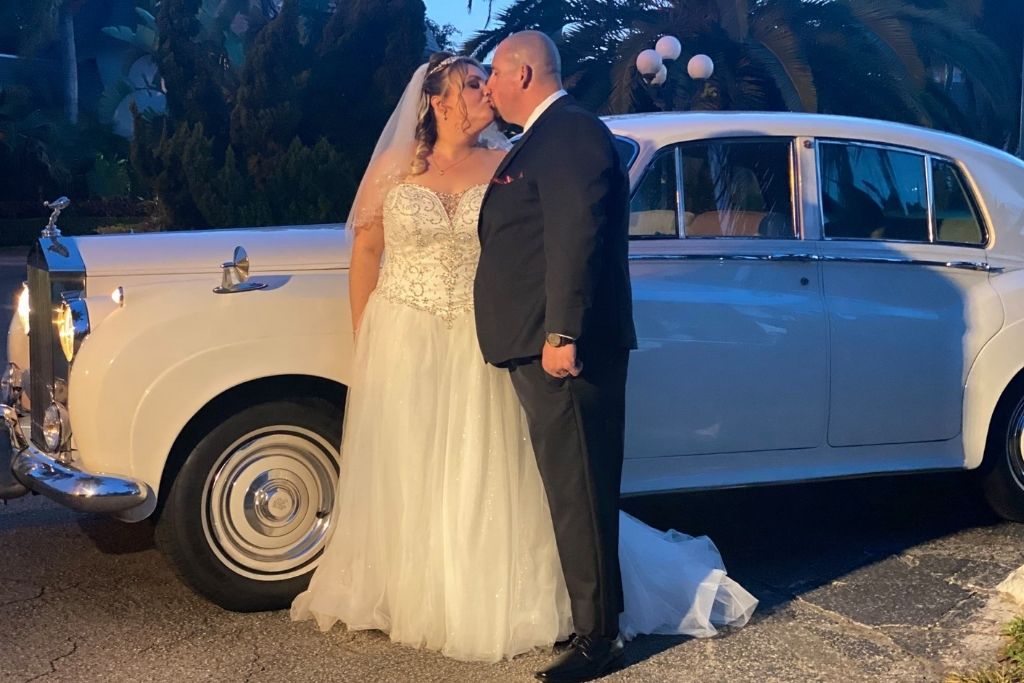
top-left (432, 147), bottom-right (476, 175)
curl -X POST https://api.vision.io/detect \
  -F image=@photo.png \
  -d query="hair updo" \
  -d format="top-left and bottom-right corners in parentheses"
top-left (411, 52), bottom-right (483, 176)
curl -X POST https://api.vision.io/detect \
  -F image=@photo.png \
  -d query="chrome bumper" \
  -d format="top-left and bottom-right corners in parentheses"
top-left (1, 404), bottom-right (151, 513)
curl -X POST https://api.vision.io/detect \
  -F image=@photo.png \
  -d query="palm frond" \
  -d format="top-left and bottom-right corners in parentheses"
top-left (714, 0), bottom-right (749, 42)
top-left (748, 0), bottom-right (817, 111)
top-left (899, 4), bottom-right (1014, 118)
top-left (743, 40), bottom-right (810, 112)
top-left (843, 0), bottom-right (926, 85)
top-left (462, 0), bottom-right (563, 57)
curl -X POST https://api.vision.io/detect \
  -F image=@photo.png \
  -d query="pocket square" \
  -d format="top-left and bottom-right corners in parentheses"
top-left (491, 171), bottom-right (524, 185)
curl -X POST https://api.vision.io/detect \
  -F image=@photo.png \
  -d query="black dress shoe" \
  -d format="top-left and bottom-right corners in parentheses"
top-left (535, 634), bottom-right (625, 683)
top-left (553, 634), bottom-right (576, 652)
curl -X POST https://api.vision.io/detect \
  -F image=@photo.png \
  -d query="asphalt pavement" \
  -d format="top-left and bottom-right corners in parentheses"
top-left (0, 247), bottom-right (1020, 682)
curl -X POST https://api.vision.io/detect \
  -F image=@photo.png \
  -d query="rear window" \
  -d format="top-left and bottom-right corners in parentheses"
top-left (931, 159), bottom-right (985, 245)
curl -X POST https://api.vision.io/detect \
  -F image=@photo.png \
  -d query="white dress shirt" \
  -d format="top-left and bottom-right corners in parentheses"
top-left (523, 89), bottom-right (568, 132)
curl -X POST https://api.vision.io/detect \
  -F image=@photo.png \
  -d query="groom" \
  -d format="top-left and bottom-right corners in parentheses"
top-left (475, 31), bottom-right (636, 683)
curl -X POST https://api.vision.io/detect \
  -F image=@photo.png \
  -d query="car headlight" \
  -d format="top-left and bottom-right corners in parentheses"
top-left (43, 401), bottom-right (71, 452)
top-left (16, 282), bottom-right (29, 335)
top-left (57, 297), bottom-right (90, 363)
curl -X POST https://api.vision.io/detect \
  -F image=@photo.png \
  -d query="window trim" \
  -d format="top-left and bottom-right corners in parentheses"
top-left (929, 157), bottom-right (990, 249)
top-left (628, 136), bottom-right (800, 241)
top-left (924, 152), bottom-right (936, 243)
top-left (614, 135), bottom-right (640, 169)
top-left (673, 146), bottom-right (686, 238)
top-left (815, 138), bottom-right (989, 249)
top-left (628, 146), bottom-right (682, 240)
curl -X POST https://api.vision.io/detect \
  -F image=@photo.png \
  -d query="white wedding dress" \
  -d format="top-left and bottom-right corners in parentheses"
top-left (290, 182), bottom-right (757, 662)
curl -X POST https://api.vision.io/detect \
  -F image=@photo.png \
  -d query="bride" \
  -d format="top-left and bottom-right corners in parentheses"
top-left (290, 50), bottom-right (757, 667)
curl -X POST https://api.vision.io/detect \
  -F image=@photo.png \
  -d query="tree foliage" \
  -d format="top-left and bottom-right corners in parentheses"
top-left (132, 0), bottom-right (427, 229)
top-left (0, 0), bottom-right (64, 56)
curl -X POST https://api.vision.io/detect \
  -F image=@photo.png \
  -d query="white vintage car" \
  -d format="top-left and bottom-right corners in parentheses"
top-left (4, 112), bottom-right (1024, 612)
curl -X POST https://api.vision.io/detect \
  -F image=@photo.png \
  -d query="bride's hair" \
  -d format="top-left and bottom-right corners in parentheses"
top-left (411, 52), bottom-right (482, 176)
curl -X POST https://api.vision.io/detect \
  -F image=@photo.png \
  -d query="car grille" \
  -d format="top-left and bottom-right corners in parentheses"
top-left (26, 239), bottom-right (85, 450)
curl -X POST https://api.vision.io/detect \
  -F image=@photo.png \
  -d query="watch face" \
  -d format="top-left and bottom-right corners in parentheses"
top-left (546, 333), bottom-right (561, 347)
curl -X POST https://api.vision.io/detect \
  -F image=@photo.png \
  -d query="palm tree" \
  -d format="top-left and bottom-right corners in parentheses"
top-left (604, 0), bottom-right (821, 114)
top-left (14, 0), bottom-right (88, 124)
top-left (464, 0), bottom-right (650, 111)
top-left (463, 0), bottom-right (1015, 147)
top-left (883, 0), bottom-right (1015, 146)
top-left (463, 0), bottom-right (821, 114)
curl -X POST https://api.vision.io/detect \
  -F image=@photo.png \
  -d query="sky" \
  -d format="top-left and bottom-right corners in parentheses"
top-left (422, 0), bottom-right (517, 48)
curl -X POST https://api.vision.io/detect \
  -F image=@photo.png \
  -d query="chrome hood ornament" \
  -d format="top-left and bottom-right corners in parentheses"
top-left (42, 197), bottom-right (70, 238)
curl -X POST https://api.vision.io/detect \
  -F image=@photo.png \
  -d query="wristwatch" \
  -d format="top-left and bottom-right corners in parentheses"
top-left (545, 332), bottom-right (575, 348)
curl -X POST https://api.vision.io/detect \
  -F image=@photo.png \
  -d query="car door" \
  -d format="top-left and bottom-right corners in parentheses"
top-left (814, 139), bottom-right (1003, 447)
top-left (626, 136), bottom-right (829, 459)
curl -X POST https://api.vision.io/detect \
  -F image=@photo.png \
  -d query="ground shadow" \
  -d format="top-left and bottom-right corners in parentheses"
top-left (617, 469), bottom-right (1001, 661)
top-left (77, 514), bottom-right (156, 554)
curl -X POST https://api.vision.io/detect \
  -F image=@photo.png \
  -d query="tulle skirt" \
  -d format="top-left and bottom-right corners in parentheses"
top-left (290, 293), bottom-right (757, 661)
top-left (618, 512), bottom-right (758, 640)
top-left (291, 294), bottom-right (573, 662)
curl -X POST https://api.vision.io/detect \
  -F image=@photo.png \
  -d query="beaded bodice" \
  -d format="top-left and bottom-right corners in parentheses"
top-left (376, 182), bottom-right (487, 325)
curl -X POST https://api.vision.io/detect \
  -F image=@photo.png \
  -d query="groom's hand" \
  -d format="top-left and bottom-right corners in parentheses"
top-left (542, 342), bottom-right (582, 379)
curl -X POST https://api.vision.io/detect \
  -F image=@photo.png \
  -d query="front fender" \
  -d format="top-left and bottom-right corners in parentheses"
top-left (68, 272), bottom-right (352, 500)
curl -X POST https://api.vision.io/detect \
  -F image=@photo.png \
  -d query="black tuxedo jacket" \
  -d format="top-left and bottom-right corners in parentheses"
top-left (474, 95), bottom-right (637, 366)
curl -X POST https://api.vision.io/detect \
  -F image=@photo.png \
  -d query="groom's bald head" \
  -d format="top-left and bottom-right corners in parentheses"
top-left (497, 31), bottom-right (562, 84)
top-left (486, 31), bottom-right (563, 127)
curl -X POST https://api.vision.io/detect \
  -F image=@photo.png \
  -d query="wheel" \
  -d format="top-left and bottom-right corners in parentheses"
top-left (155, 400), bottom-right (341, 611)
top-left (981, 385), bottom-right (1024, 522)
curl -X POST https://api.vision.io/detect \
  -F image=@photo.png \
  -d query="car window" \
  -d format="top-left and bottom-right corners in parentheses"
top-left (679, 139), bottom-right (795, 238)
top-left (820, 142), bottom-right (929, 242)
top-left (629, 149), bottom-right (678, 238)
top-left (932, 159), bottom-right (985, 246)
top-left (614, 135), bottom-right (639, 169)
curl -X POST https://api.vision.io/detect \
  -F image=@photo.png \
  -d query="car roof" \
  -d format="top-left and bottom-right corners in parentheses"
top-left (601, 111), bottom-right (1020, 165)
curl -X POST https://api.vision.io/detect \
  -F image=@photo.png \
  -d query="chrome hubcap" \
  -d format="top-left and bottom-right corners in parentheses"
top-left (202, 426), bottom-right (339, 581)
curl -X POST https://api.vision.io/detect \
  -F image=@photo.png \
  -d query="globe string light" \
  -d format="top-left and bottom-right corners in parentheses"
top-left (635, 35), bottom-right (715, 97)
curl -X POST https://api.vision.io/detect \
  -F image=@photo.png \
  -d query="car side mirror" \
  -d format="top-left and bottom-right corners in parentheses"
top-left (214, 246), bottom-right (268, 294)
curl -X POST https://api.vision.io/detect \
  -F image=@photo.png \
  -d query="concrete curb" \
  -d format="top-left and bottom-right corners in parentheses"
top-left (997, 565), bottom-right (1024, 606)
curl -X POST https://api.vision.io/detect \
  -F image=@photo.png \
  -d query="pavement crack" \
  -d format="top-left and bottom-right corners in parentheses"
top-left (935, 592), bottom-right (990, 628)
top-left (790, 594), bottom-right (883, 632)
top-left (242, 640), bottom-right (265, 683)
top-left (785, 593), bottom-right (949, 679)
top-left (44, 580), bottom-right (86, 596)
top-left (0, 585), bottom-right (44, 608)
top-left (22, 638), bottom-right (77, 682)
top-left (944, 575), bottom-right (983, 592)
